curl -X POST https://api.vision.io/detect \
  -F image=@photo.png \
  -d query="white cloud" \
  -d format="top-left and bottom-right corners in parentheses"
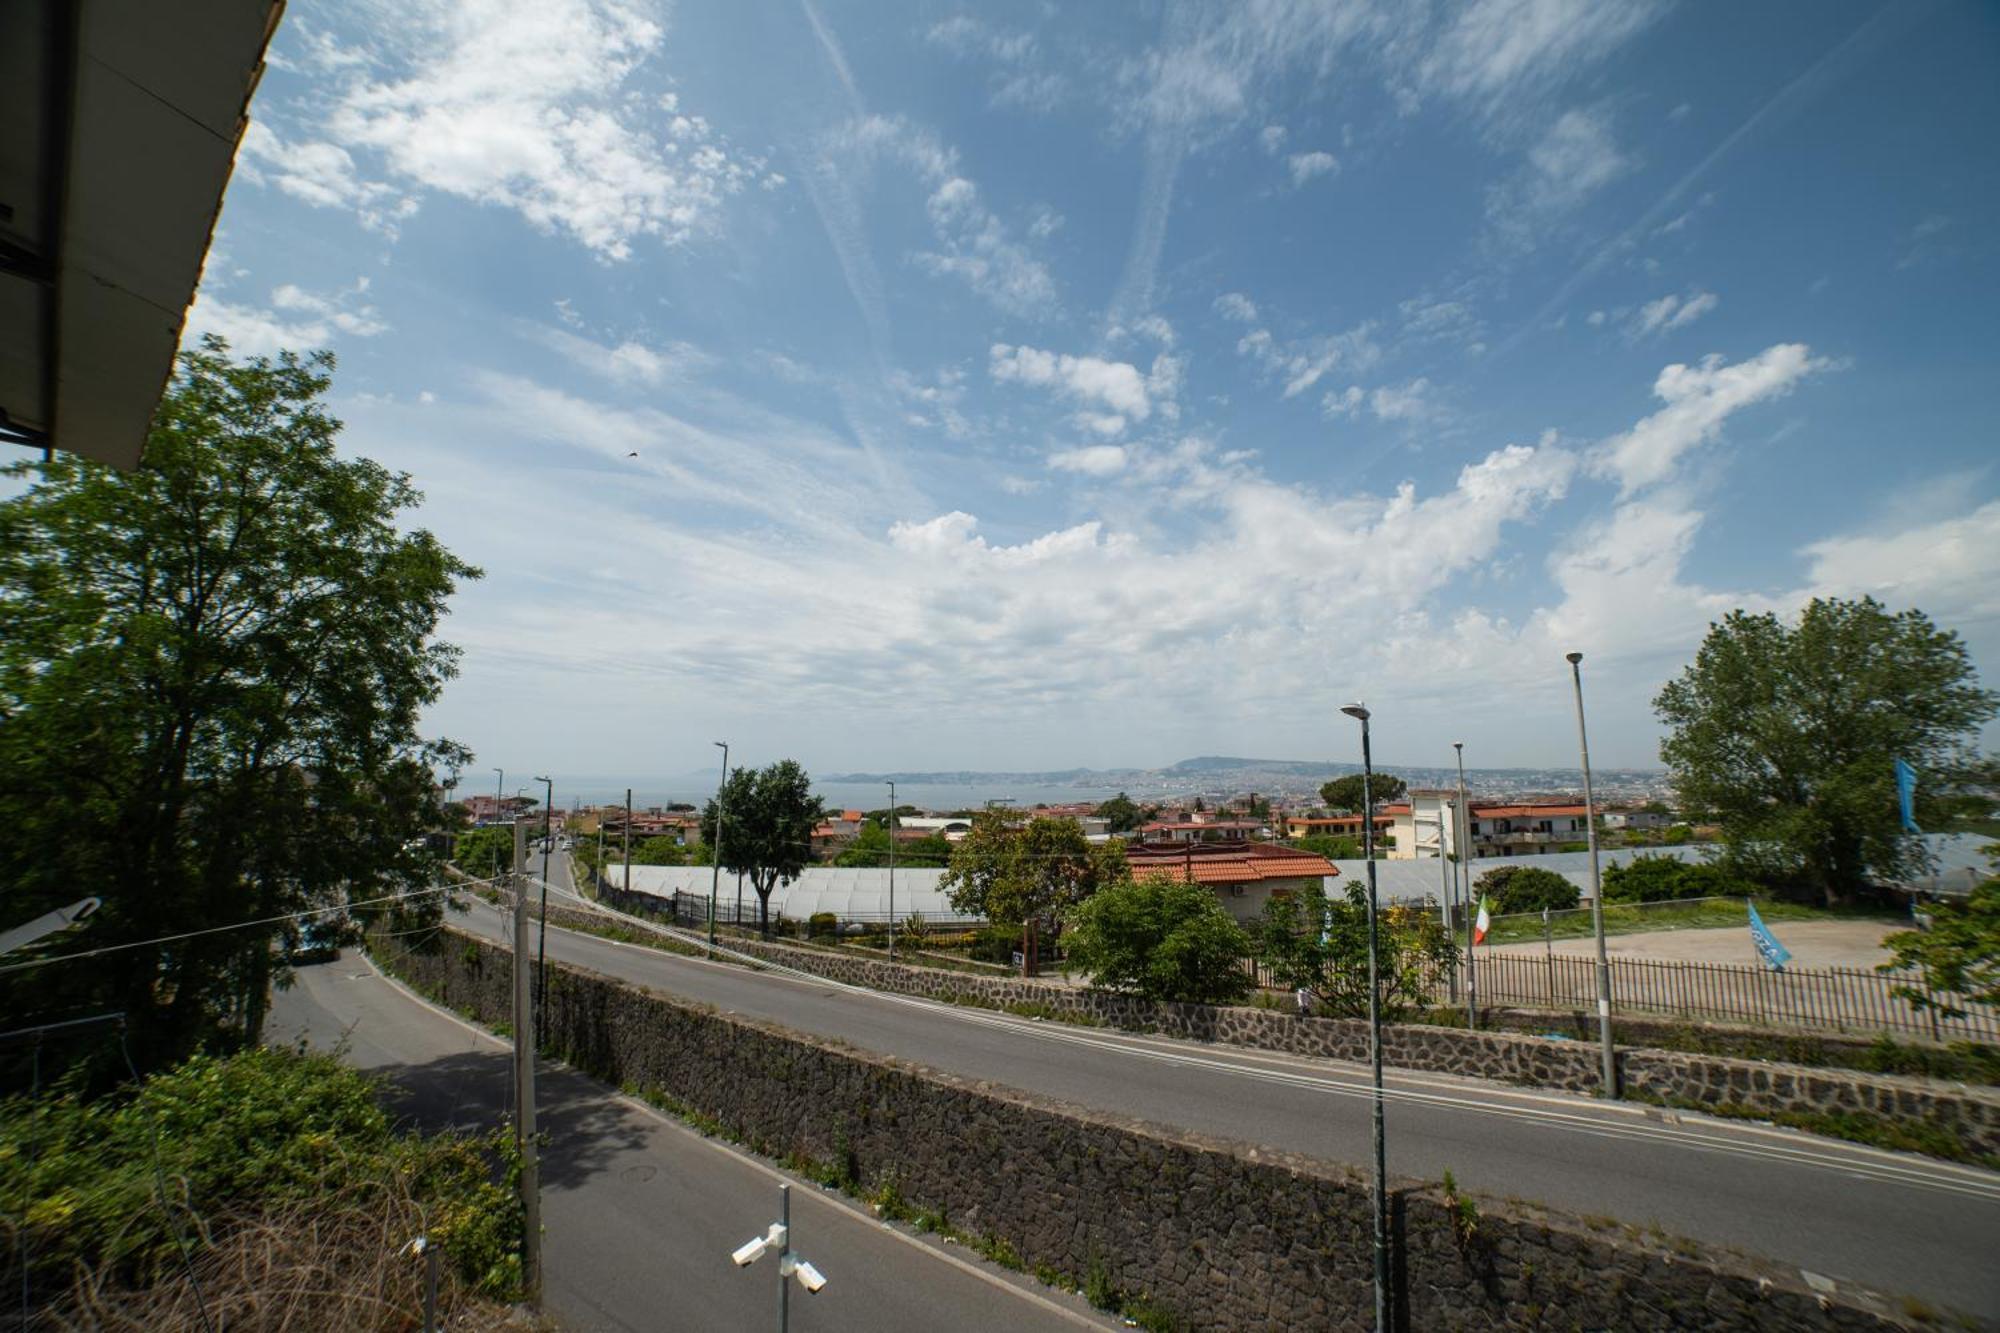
top-left (530, 325), bottom-right (709, 386)
top-left (1322, 378), bottom-right (1440, 424)
top-left (1585, 309), bottom-right (1608, 327)
top-left (924, 15), bottom-right (1065, 111)
top-left (1214, 292), bottom-right (1259, 323)
top-left (1048, 445), bottom-right (1130, 476)
top-left (990, 344), bottom-right (1152, 423)
top-left (1486, 106), bottom-right (1631, 245)
top-left (1259, 124), bottom-right (1288, 155)
top-left (1593, 343), bottom-right (1829, 496)
top-left (246, 0), bottom-right (774, 260)
top-left (183, 279), bottom-right (388, 355)
top-left (1287, 150), bottom-right (1339, 187)
top-left (1627, 289), bottom-right (1719, 339)
top-left (1236, 322), bottom-right (1380, 398)
top-left (1419, 0), bottom-right (1662, 121)
top-left (1800, 501), bottom-right (2000, 625)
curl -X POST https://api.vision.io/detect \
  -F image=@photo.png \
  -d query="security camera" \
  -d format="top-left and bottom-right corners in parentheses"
top-left (793, 1260), bottom-right (826, 1294)
top-left (732, 1237), bottom-right (769, 1267)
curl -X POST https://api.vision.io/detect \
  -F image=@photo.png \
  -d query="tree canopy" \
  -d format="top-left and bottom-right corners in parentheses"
top-left (1255, 882), bottom-right (1456, 1020)
top-left (700, 760), bottom-right (823, 935)
top-left (1654, 598), bottom-right (1996, 903)
top-left (1879, 868), bottom-right (1998, 1018)
top-left (1473, 864), bottom-right (1579, 915)
top-left (1095, 792), bottom-right (1144, 834)
top-left (940, 812), bottom-right (1126, 932)
top-left (1318, 772), bottom-right (1407, 812)
top-left (1062, 873), bottom-right (1253, 1004)
top-left (0, 338), bottom-right (477, 1080)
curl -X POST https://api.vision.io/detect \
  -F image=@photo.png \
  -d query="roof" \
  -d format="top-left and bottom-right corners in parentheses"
top-left (1125, 841), bottom-right (1337, 886)
top-left (2, 0), bottom-right (282, 468)
top-left (1474, 804), bottom-right (1589, 819)
top-left (1141, 819), bottom-right (1260, 832)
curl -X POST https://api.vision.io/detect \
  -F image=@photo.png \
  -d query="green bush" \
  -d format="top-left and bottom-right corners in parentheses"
top-left (1474, 865), bottom-right (1579, 914)
top-left (969, 924), bottom-right (1020, 963)
top-left (1602, 854), bottom-right (1757, 904)
top-left (0, 1046), bottom-right (522, 1299)
top-left (1062, 873), bottom-right (1253, 1004)
top-left (806, 912), bottom-right (840, 938)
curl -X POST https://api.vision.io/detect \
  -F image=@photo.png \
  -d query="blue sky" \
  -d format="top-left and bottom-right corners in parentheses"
top-left (184, 0), bottom-right (2000, 778)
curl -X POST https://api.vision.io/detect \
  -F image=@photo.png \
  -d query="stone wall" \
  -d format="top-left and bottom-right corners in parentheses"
top-left (579, 883), bottom-right (2000, 1158)
top-left (379, 927), bottom-right (1906, 1331)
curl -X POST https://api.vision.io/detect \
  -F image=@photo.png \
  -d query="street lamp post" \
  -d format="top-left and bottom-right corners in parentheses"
top-left (534, 775), bottom-right (553, 1031)
top-left (886, 780), bottom-right (897, 963)
top-left (1339, 702), bottom-right (1390, 1333)
top-left (1566, 652), bottom-right (1619, 1098)
top-left (491, 767), bottom-right (504, 877)
top-left (709, 742), bottom-right (729, 947)
top-left (1454, 742), bottom-right (1474, 1030)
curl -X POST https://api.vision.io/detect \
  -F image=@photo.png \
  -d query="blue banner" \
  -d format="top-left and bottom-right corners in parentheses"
top-left (1894, 758), bottom-right (1921, 834)
top-left (1748, 902), bottom-right (1791, 973)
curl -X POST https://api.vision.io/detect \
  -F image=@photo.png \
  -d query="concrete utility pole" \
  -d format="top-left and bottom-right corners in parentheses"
top-left (534, 775), bottom-right (553, 1031)
top-left (1455, 741), bottom-right (1475, 1030)
top-left (886, 779), bottom-right (897, 962)
top-left (709, 742), bottom-right (729, 947)
top-left (622, 786), bottom-right (632, 903)
top-left (1340, 702), bottom-right (1390, 1333)
top-left (1566, 652), bottom-right (1619, 1098)
top-left (510, 819), bottom-right (541, 1301)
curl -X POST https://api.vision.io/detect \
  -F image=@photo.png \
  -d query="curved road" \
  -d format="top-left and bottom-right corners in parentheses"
top-left (473, 858), bottom-right (2000, 1319)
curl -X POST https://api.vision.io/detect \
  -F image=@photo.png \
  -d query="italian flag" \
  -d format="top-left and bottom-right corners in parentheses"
top-left (1473, 895), bottom-right (1492, 945)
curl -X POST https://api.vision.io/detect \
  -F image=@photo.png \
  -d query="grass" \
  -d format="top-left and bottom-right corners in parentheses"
top-left (1481, 895), bottom-right (1878, 946)
top-left (1623, 1088), bottom-right (1999, 1168)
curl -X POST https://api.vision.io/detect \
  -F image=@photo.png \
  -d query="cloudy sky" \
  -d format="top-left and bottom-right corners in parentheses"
top-left (187, 0), bottom-right (2000, 778)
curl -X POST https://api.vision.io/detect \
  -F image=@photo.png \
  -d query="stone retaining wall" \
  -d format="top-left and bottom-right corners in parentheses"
top-left (380, 927), bottom-right (1906, 1330)
top-left (579, 884), bottom-right (2000, 1158)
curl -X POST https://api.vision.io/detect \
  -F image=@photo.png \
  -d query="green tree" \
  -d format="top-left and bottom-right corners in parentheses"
top-left (1061, 873), bottom-right (1253, 1004)
top-left (1291, 834), bottom-right (1363, 860)
top-left (452, 825), bottom-right (519, 882)
top-left (0, 339), bottom-right (477, 1081)
top-left (941, 812), bottom-right (1126, 969)
top-left (1318, 772), bottom-right (1407, 812)
top-left (1474, 865), bottom-right (1579, 914)
top-left (1655, 598), bottom-right (1997, 904)
top-left (1095, 791), bottom-right (1143, 834)
top-left (833, 821), bottom-right (949, 867)
top-left (1601, 854), bottom-right (1758, 904)
top-left (1255, 882), bottom-right (1457, 1020)
top-left (700, 760), bottom-right (823, 936)
top-left (631, 836), bottom-right (689, 866)
top-left (1878, 871), bottom-right (1998, 1018)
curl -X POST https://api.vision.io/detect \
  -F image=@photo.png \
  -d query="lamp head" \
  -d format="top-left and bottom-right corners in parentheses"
top-left (1452, 741), bottom-right (1463, 752)
top-left (1565, 651), bottom-right (1583, 665)
top-left (1340, 702), bottom-right (1370, 722)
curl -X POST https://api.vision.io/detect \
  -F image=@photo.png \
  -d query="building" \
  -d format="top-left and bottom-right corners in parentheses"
top-left (1387, 798), bottom-right (1592, 861)
top-left (1602, 809), bottom-right (1672, 832)
top-left (1139, 818), bottom-right (1261, 844)
top-left (1285, 813), bottom-right (1395, 842)
top-left (1123, 841), bottom-right (1336, 922)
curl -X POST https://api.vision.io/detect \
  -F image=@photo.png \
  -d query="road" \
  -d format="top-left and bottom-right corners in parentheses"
top-left (269, 945), bottom-right (1113, 1332)
top-left (469, 855), bottom-right (2000, 1318)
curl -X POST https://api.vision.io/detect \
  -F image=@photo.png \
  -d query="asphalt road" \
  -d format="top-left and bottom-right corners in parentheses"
top-left (268, 948), bottom-right (1114, 1333)
top-left (471, 857), bottom-right (2000, 1319)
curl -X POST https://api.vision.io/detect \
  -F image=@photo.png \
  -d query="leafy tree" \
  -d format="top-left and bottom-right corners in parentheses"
top-left (700, 760), bottom-right (823, 936)
top-left (1654, 598), bottom-right (1997, 904)
top-left (1096, 791), bottom-right (1143, 834)
top-left (1474, 865), bottom-right (1579, 914)
top-left (1291, 834), bottom-right (1363, 860)
top-left (1602, 854), bottom-right (1758, 904)
top-left (452, 825), bottom-right (519, 881)
top-left (1255, 881), bottom-right (1457, 1020)
top-left (0, 339), bottom-right (476, 1082)
top-left (1878, 869), bottom-right (1999, 1018)
top-left (1062, 873), bottom-right (1253, 1004)
top-left (833, 821), bottom-right (949, 867)
top-left (631, 836), bottom-right (689, 866)
top-left (941, 812), bottom-right (1126, 970)
top-left (1318, 772), bottom-right (1407, 812)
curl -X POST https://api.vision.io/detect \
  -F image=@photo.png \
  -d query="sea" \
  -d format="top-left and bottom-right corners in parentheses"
top-left (499, 775), bottom-right (1153, 815)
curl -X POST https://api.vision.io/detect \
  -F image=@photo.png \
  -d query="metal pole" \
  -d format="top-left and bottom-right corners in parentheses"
top-left (1437, 795), bottom-right (1457, 1004)
top-left (492, 768), bottom-right (504, 877)
top-left (1566, 652), bottom-right (1619, 1098)
top-left (622, 787), bottom-right (632, 901)
top-left (536, 776), bottom-right (553, 1032)
top-left (709, 742), bottom-right (729, 948)
top-left (778, 1183), bottom-right (791, 1333)
top-left (887, 780), bottom-right (897, 962)
top-left (1341, 703), bottom-right (1389, 1333)
top-left (510, 820), bottom-right (541, 1301)
top-left (1455, 742), bottom-right (1474, 1030)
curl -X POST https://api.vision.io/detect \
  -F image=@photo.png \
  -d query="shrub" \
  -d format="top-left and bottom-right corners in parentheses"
top-left (1602, 854), bottom-right (1757, 904)
top-left (806, 912), bottom-right (840, 938)
top-left (1062, 873), bottom-right (1254, 1004)
top-left (1257, 882), bottom-right (1458, 1020)
top-left (1474, 865), bottom-right (1579, 914)
top-left (969, 924), bottom-right (1020, 963)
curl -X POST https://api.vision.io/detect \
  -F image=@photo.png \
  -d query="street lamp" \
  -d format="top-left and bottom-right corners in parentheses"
top-left (1338, 701), bottom-right (1389, 1333)
top-left (534, 774), bottom-right (553, 1030)
top-left (491, 767), bottom-right (504, 877)
top-left (709, 742), bottom-right (729, 947)
top-left (1565, 652), bottom-right (1618, 1098)
top-left (1454, 741), bottom-right (1474, 1030)
top-left (886, 780), bottom-right (897, 962)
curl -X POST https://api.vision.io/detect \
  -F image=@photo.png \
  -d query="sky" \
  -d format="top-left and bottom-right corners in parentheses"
top-left (181, 0), bottom-right (2000, 780)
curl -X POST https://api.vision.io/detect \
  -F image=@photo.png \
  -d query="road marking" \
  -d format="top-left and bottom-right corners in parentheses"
top-left (354, 948), bottom-right (1111, 1329)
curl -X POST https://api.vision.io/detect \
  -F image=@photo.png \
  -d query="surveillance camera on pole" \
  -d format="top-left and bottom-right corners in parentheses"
top-left (732, 1184), bottom-right (825, 1330)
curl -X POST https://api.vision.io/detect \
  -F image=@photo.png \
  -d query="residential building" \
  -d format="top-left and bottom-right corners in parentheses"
top-left (1602, 809), bottom-right (1672, 831)
top-left (1284, 813), bottom-right (1395, 842)
top-left (1388, 798), bottom-right (1593, 861)
top-left (1123, 841), bottom-right (1337, 922)
top-left (1138, 818), bottom-right (1261, 844)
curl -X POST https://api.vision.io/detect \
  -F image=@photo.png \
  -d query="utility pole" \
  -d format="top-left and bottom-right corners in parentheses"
top-left (510, 819), bottom-right (541, 1301)
top-left (886, 779), bottom-right (897, 962)
top-left (709, 742), bottom-right (729, 948)
top-left (1340, 702), bottom-right (1390, 1333)
top-left (1436, 795), bottom-right (1456, 1004)
top-left (622, 786), bottom-right (632, 903)
top-left (534, 775), bottom-right (553, 1032)
top-left (492, 767), bottom-right (504, 877)
top-left (1455, 742), bottom-right (1475, 1030)
top-left (1566, 652), bottom-right (1619, 1098)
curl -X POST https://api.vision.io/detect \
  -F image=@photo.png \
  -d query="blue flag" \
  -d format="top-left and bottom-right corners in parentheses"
top-left (1894, 758), bottom-right (1921, 834)
top-left (1748, 902), bottom-right (1791, 973)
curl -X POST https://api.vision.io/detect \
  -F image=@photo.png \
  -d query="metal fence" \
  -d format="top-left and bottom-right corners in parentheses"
top-left (1464, 950), bottom-right (1997, 1043)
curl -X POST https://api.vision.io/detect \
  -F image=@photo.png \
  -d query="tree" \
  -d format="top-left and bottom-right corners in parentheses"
top-left (1655, 598), bottom-right (1997, 905)
top-left (1601, 854), bottom-right (1757, 904)
top-left (1095, 791), bottom-right (1143, 834)
top-left (1061, 873), bottom-right (1253, 1004)
top-left (1291, 834), bottom-right (1363, 860)
top-left (833, 821), bottom-right (948, 867)
top-left (1878, 869), bottom-right (1999, 1018)
top-left (631, 836), bottom-right (689, 866)
top-left (0, 338), bottom-right (477, 1081)
top-left (1474, 865), bottom-right (1579, 915)
top-left (1318, 772), bottom-right (1407, 813)
top-left (451, 826), bottom-right (517, 881)
top-left (700, 760), bottom-right (822, 936)
top-left (940, 812), bottom-right (1126, 971)
top-left (1255, 882), bottom-right (1457, 1020)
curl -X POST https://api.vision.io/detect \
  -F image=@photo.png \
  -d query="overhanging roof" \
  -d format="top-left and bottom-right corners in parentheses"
top-left (1, 0), bottom-right (282, 469)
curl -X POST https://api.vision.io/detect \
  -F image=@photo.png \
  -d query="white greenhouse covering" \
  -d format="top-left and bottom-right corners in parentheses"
top-left (605, 864), bottom-right (980, 924)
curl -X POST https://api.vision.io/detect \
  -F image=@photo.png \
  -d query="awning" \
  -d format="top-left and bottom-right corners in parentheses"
top-left (0, 0), bottom-right (283, 469)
